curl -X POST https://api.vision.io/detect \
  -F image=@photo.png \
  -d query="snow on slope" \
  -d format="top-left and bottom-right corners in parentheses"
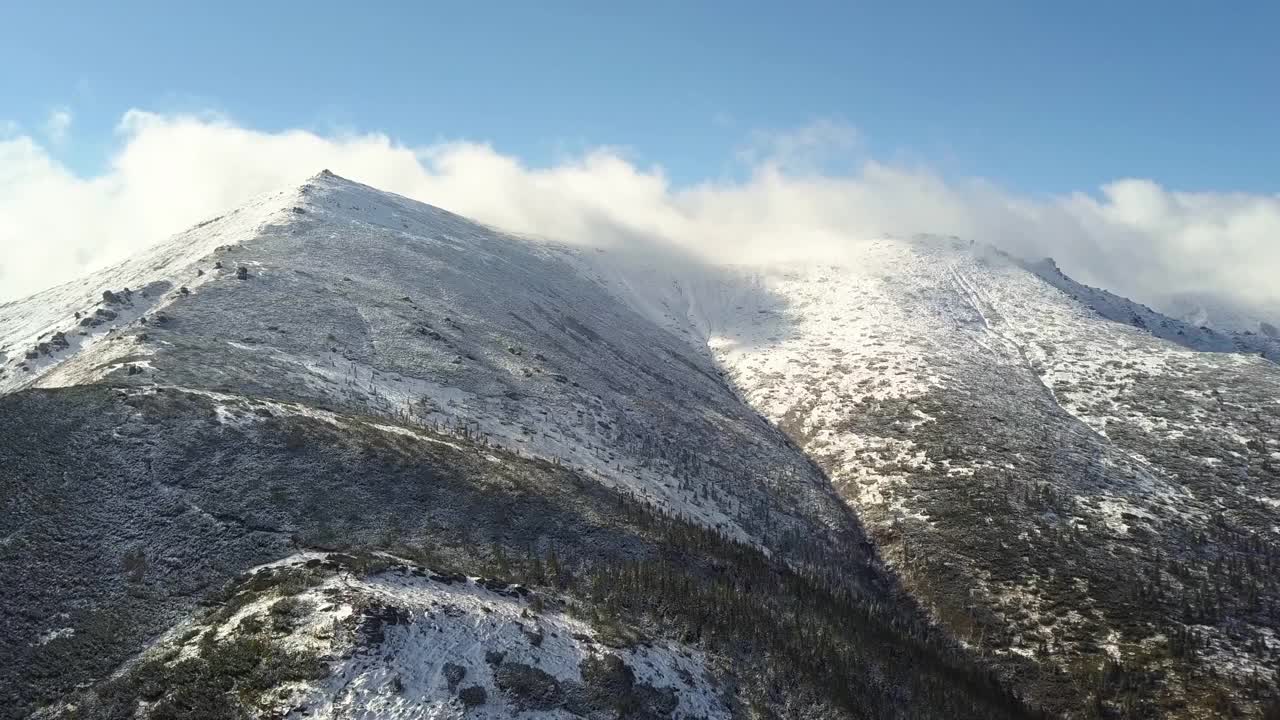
top-left (6, 170), bottom-right (1270, 558)
top-left (0, 171), bottom-right (862, 558)
top-left (572, 232), bottom-right (1280, 692)
top-left (565, 238), bottom-right (963, 516)
top-left (5, 172), bottom-right (1278, 713)
top-left (0, 184), bottom-right (304, 393)
top-left (573, 233), bottom-right (1279, 531)
top-left (85, 553), bottom-right (729, 720)
top-left (5, 173), bottom-right (1274, 564)
top-left (1162, 291), bottom-right (1280, 338)
top-left (1026, 258), bottom-right (1280, 362)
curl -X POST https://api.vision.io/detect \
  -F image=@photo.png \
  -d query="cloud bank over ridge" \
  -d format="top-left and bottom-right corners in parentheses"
top-left (2, 110), bottom-right (1278, 324)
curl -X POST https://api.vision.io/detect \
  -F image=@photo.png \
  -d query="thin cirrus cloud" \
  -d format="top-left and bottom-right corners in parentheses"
top-left (1, 109), bottom-right (1278, 325)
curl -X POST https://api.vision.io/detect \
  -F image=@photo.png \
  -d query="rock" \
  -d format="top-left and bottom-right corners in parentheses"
top-left (235, 266), bottom-right (249, 280)
top-left (357, 604), bottom-right (410, 646)
top-left (522, 623), bottom-right (544, 647)
top-left (458, 685), bottom-right (486, 708)
top-left (494, 662), bottom-right (562, 711)
top-left (484, 650), bottom-right (505, 667)
top-left (486, 580), bottom-right (527, 599)
top-left (214, 261), bottom-right (223, 270)
top-left (579, 654), bottom-right (634, 699)
top-left (102, 290), bottom-right (120, 304)
top-left (179, 286), bottom-right (190, 295)
top-left (442, 662), bottom-right (466, 691)
top-left (566, 654), bottom-right (679, 719)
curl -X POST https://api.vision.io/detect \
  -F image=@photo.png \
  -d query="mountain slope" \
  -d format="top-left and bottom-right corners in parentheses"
top-left (4, 173), bottom-right (1278, 718)
top-left (2, 174), bottom-right (1039, 720)
top-left (0, 171), bottom-right (859, 559)
top-left (3, 386), bottom-right (1030, 720)
top-left (1162, 291), bottom-right (1280, 339)
top-left (571, 236), bottom-right (1280, 717)
top-left (1026, 258), bottom-right (1280, 362)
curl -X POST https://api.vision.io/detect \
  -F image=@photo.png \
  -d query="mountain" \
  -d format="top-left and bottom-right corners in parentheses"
top-left (1, 172), bottom-right (1026, 720)
top-left (572, 239), bottom-right (1280, 717)
top-left (1026, 260), bottom-right (1280, 362)
top-left (573, 238), bottom-right (1280, 715)
top-left (1160, 292), bottom-right (1280, 342)
top-left (1, 170), bottom-right (861, 554)
top-left (2, 172), bottom-right (1277, 719)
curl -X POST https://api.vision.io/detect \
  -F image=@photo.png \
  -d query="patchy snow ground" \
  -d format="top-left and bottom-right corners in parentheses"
top-left (24, 175), bottom-right (1261, 553)
top-left (573, 234), bottom-right (1278, 535)
top-left (0, 183), bottom-right (303, 394)
top-left (5, 172), bottom-right (1280, 716)
top-left (6, 170), bottom-right (1275, 563)
top-left (138, 554), bottom-right (731, 720)
top-left (0, 171), bottom-right (859, 559)
top-left (571, 231), bottom-right (1280, 688)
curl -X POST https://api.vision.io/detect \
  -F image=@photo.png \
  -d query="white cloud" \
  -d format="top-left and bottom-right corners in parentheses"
top-left (1, 110), bottom-right (1279, 323)
top-left (44, 109), bottom-right (72, 145)
top-left (736, 118), bottom-right (862, 173)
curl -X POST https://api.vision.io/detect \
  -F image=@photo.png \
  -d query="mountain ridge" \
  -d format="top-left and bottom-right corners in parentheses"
top-left (4, 170), bottom-right (860, 554)
top-left (3, 172), bottom-right (1279, 718)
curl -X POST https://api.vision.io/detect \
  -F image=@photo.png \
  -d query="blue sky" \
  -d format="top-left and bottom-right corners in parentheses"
top-left (3, 0), bottom-right (1277, 194)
